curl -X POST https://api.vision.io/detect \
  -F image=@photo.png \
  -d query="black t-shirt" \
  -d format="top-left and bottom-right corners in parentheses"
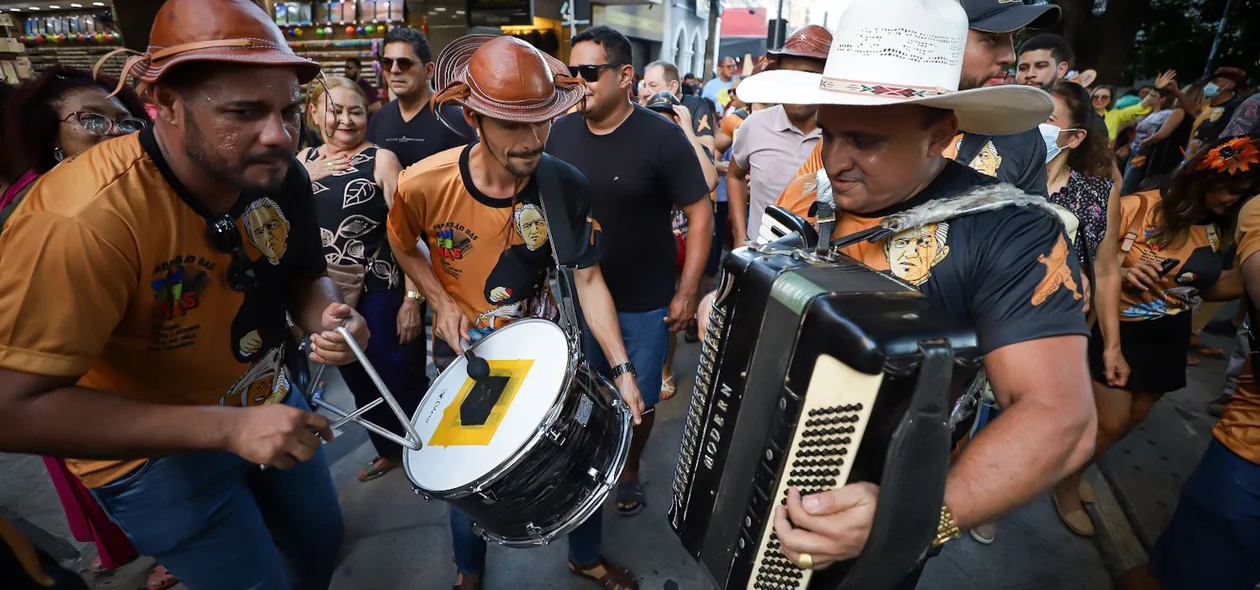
top-left (303, 145), bottom-right (400, 292)
top-left (546, 106), bottom-right (710, 311)
top-left (681, 94), bottom-right (715, 140)
top-left (954, 128), bottom-right (1049, 197)
top-left (366, 101), bottom-right (474, 168)
top-left (1190, 94), bottom-right (1246, 155)
top-left (834, 161), bottom-right (1087, 354)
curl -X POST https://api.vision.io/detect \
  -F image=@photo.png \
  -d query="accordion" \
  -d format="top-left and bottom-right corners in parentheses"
top-left (669, 233), bottom-right (983, 590)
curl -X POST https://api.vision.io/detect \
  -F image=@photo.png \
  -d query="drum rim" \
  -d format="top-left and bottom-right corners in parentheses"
top-left (478, 401), bottom-right (631, 547)
top-left (404, 319), bottom-right (578, 496)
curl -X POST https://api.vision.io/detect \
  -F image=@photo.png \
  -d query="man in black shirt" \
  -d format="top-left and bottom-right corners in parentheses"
top-left (720, 0), bottom-right (1095, 585)
top-left (547, 25), bottom-right (713, 517)
top-left (1188, 66), bottom-right (1249, 155)
top-left (953, 0), bottom-right (1061, 197)
top-left (642, 59), bottom-right (715, 152)
top-left (365, 27), bottom-right (473, 168)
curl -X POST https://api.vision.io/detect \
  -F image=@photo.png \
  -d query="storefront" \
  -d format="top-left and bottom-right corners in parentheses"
top-left (3, 0), bottom-right (124, 83)
top-left (590, 3), bottom-right (662, 71)
top-left (666, 0), bottom-right (708, 77)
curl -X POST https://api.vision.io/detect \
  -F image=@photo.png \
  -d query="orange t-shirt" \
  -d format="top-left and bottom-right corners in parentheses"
top-left (0, 130), bottom-right (327, 488)
top-left (1115, 191), bottom-right (1222, 322)
top-left (720, 110), bottom-right (746, 138)
top-left (387, 145), bottom-right (601, 357)
top-left (1216, 197), bottom-right (1260, 465)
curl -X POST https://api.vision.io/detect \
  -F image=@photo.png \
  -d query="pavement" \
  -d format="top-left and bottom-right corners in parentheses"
top-left (0, 319), bottom-right (1241, 590)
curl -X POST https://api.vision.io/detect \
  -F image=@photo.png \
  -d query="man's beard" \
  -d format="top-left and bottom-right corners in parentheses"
top-left (504, 148), bottom-right (542, 177)
top-left (184, 112), bottom-right (289, 193)
top-left (783, 103), bottom-right (819, 123)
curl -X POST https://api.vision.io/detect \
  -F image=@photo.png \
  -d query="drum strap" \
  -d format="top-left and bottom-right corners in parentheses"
top-left (534, 154), bottom-right (587, 347)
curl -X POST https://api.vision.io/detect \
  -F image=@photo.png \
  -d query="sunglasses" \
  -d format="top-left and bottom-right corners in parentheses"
top-left (206, 214), bottom-right (257, 293)
top-left (1093, 94), bottom-right (1111, 101)
top-left (568, 63), bottom-right (624, 84)
top-left (62, 111), bottom-right (146, 137)
top-left (380, 57), bottom-right (418, 72)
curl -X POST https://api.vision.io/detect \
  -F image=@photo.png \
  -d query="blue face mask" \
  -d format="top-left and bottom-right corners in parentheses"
top-left (1039, 123), bottom-right (1079, 163)
top-left (1204, 82), bottom-right (1221, 99)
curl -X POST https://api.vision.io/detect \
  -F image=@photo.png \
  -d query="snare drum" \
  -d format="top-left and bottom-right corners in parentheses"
top-left (404, 319), bottom-right (632, 547)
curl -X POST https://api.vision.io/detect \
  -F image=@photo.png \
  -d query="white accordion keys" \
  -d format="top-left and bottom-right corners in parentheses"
top-left (748, 354), bottom-right (882, 590)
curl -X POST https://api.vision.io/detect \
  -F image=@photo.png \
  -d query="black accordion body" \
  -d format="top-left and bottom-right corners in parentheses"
top-left (669, 241), bottom-right (983, 590)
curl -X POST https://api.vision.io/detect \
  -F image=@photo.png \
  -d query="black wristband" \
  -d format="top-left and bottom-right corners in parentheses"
top-left (611, 362), bottom-right (637, 379)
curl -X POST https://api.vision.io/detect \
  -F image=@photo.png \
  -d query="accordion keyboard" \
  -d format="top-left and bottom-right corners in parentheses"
top-left (748, 355), bottom-right (881, 590)
top-left (670, 294), bottom-right (726, 527)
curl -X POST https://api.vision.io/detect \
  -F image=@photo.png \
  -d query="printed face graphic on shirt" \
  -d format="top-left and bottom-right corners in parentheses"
top-left (514, 204), bottom-right (549, 251)
top-left (883, 223), bottom-right (951, 286)
top-left (244, 198), bottom-right (291, 265)
top-left (219, 346), bottom-right (289, 407)
top-left (967, 141), bottom-right (1003, 177)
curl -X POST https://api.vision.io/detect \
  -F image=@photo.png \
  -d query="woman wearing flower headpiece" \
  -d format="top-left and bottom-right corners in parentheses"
top-left (1060, 134), bottom-right (1260, 538)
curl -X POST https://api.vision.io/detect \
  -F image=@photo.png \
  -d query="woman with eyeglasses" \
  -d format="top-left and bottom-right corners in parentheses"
top-left (0, 66), bottom-right (174, 590)
top-left (1091, 85), bottom-right (1114, 116)
top-left (0, 66), bottom-right (149, 226)
top-left (301, 76), bottom-right (426, 483)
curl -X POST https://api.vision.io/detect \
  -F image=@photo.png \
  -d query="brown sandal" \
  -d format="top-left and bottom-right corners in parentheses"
top-left (569, 557), bottom-right (639, 590)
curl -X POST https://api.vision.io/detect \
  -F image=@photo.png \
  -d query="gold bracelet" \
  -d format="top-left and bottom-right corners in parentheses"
top-left (405, 290), bottom-right (424, 301)
top-left (932, 505), bottom-right (961, 547)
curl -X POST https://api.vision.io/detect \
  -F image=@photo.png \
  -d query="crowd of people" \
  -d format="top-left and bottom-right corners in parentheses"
top-left (0, 0), bottom-right (1256, 588)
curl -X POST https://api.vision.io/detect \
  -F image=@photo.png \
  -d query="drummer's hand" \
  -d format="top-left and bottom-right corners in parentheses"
top-left (226, 404), bottom-right (335, 469)
top-left (433, 297), bottom-right (472, 354)
top-left (614, 373), bottom-right (644, 425)
top-left (309, 303), bottom-right (370, 366)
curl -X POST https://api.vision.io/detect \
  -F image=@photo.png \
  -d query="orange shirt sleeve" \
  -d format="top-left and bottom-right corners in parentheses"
top-left (721, 113), bottom-right (744, 138)
top-left (387, 169), bottom-right (428, 251)
top-left (795, 142), bottom-right (824, 178)
top-left (1236, 196), bottom-right (1260, 267)
top-left (0, 212), bottom-right (136, 377)
top-left (774, 173), bottom-right (819, 226)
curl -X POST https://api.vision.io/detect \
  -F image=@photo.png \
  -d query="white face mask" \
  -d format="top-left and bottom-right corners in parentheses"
top-left (1039, 123), bottom-right (1081, 163)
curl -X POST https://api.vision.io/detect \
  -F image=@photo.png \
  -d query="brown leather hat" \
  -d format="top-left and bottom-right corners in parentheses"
top-left (98, 0), bottom-right (319, 92)
top-left (767, 25), bottom-right (832, 62)
top-left (1212, 66), bottom-right (1248, 90)
top-left (432, 35), bottom-right (584, 123)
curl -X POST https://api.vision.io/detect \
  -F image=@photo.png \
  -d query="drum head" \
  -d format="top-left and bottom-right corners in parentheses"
top-left (405, 319), bottom-right (569, 493)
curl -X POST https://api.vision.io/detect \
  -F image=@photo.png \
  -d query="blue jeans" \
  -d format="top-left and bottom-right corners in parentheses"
top-left (706, 200), bottom-right (730, 276)
top-left (91, 394), bottom-right (344, 590)
top-left (338, 288), bottom-right (428, 458)
top-left (449, 506), bottom-right (601, 574)
top-left (1148, 439), bottom-right (1260, 589)
top-left (583, 307), bottom-right (670, 408)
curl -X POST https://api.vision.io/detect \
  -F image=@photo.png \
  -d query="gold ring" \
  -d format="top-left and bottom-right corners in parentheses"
top-left (797, 552), bottom-right (814, 569)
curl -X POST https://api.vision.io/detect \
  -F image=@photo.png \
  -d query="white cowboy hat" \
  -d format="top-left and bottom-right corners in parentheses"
top-left (737, 0), bottom-right (1052, 136)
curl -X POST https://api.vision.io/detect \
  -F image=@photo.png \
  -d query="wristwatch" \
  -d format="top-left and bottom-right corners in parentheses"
top-left (932, 504), bottom-right (961, 547)
top-left (405, 290), bottom-right (424, 301)
top-left (611, 362), bottom-right (637, 379)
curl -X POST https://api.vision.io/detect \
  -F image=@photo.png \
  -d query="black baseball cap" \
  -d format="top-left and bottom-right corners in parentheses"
top-left (645, 90), bottom-right (682, 115)
top-left (963, 0), bottom-right (1061, 33)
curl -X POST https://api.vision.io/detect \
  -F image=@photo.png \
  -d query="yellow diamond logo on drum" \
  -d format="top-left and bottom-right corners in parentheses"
top-left (428, 359), bottom-right (535, 447)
